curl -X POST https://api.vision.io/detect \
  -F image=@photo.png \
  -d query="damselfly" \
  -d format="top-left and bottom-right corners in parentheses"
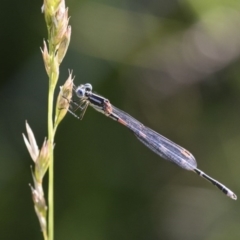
top-left (69, 83), bottom-right (237, 200)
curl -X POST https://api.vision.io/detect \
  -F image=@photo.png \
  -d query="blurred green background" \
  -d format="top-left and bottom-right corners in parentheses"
top-left (1, 0), bottom-right (240, 239)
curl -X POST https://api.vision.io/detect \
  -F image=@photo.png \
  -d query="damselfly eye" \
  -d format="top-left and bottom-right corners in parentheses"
top-left (76, 87), bottom-right (85, 98)
top-left (84, 83), bottom-right (92, 92)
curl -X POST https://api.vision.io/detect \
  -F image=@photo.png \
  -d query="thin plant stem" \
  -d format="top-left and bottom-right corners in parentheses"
top-left (22, 2), bottom-right (72, 240)
top-left (48, 84), bottom-right (55, 240)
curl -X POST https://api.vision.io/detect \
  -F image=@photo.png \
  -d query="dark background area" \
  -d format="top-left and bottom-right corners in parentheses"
top-left (1, 0), bottom-right (240, 239)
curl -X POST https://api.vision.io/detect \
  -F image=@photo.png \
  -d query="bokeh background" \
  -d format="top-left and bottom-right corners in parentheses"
top-left (1, 0), bottom-right (240, 239)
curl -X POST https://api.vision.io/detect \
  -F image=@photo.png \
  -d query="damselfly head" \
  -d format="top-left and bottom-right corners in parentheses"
top-left (75, 83), bottom-right (93, 99)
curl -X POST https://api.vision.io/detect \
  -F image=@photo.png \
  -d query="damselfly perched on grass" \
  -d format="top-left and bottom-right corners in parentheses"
top-left (68, 83), bottom-right (237, 200)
